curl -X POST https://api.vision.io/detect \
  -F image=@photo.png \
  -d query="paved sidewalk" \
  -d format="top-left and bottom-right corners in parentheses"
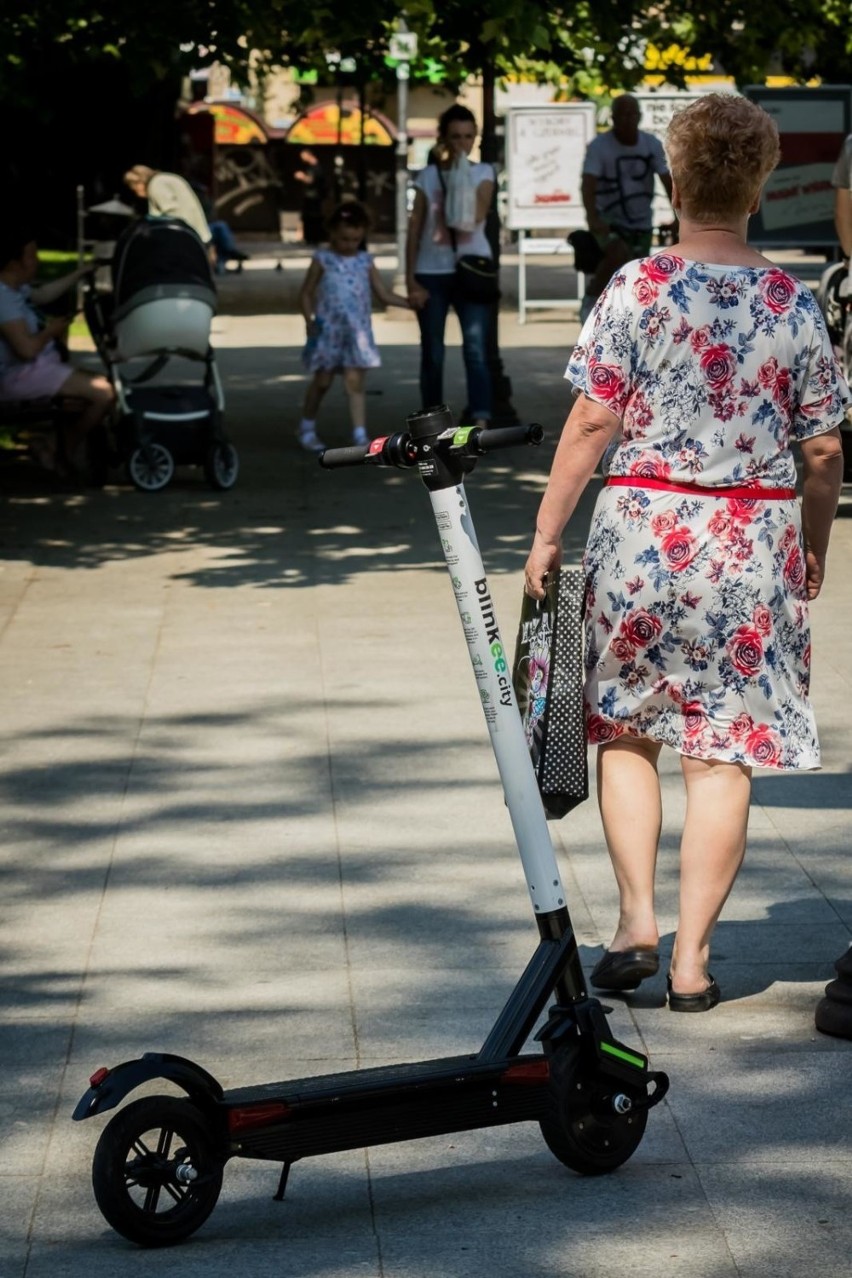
top-left (1, 300), bottom-right (852, 1277)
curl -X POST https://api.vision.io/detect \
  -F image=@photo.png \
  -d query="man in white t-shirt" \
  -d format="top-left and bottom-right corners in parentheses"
top-left (579, 95), bottom-right (674, 321)
top-left (832, 135), bottom-right (852, 262)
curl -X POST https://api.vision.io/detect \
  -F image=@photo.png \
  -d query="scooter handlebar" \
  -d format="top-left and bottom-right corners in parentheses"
top-left (471, 423), bottom-right (543, 452)
top-left (318, 443), bottom-right (370, 469)
top-left (318, 422), bottom-right (544, 471)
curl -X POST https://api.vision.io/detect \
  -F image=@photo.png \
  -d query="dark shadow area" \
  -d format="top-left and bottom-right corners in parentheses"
top-left (0, 340), bottom-right (587, 586)
top-left (752, 770), bottom-right (852, 809)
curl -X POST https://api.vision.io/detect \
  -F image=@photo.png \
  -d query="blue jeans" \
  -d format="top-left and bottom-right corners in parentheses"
top-left (415, 273), bottom-right (492, 420)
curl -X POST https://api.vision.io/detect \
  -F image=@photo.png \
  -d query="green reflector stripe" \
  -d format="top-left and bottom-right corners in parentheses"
top-left (453, 426), bottom-right (474, 445)
top-left (601, 1041), bottom-right (645, 1070)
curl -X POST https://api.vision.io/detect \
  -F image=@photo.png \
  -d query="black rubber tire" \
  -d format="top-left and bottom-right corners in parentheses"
top-left (203, 442), bottom-right (239, 491)
top-left (539, 1043), bottom-right (648, 1175)
top-left (91, 1095), bottom-right (223, 1248)
top-left (127, 443), bottom-right (174, 492)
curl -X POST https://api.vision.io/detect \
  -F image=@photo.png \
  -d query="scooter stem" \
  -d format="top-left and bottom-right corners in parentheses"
top-left (427, 481), bottom-right (568, 920)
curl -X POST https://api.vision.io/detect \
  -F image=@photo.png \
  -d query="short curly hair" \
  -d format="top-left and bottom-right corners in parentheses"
top-left (665, 94), bottom-right (780, 222)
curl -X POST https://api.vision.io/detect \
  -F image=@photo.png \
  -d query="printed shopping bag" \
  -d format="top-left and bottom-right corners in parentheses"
top-left (512, 566), bottom-right (588, 819)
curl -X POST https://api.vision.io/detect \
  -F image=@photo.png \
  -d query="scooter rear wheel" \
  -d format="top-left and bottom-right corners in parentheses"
top-left (539, 1042), bottom-right (648, 1175)
top-left (91, 1094), bottom-right (223, 1247)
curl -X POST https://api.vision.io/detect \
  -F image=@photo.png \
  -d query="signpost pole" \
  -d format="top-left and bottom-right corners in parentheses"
top-left (390, 22), bottom-right (416, 294)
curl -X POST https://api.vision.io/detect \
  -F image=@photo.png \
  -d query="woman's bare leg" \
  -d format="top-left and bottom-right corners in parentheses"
top-left (59, 368), bottom-right (115, 457)
top-left (671, 756), bottom-right (752, 994)
top-left (597, 736), bottom-right (663, 951)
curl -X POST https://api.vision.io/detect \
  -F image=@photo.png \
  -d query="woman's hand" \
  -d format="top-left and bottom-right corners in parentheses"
top-left (524, 532), bottom-right (562, 600)
top-left (407, 281), bottom-right (429, 311)
top-left (804, 548), bottom-right (826, 599)
top-left (45, 315), bottom-right (71, 341)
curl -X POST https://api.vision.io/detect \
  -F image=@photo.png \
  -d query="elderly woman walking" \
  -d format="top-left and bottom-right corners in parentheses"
top-left (524, 94), bottom-right (848, 1011)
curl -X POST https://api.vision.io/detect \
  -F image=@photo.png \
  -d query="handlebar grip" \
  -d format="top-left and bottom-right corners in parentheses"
top-left (318, 443), bottom-right (370, 469)
top-left (474, 423), bottom-right (544, 451)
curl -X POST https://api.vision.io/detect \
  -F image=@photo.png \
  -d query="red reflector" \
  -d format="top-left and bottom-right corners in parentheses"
top-left (228, 1102), bottom-right (290, 1133)
top-left (368, 437), bottom-right (387, 455)
top-left (500, 1060), bottom-right (550, 1085)
top-left (89, 1067), bottom-right (110, 1088)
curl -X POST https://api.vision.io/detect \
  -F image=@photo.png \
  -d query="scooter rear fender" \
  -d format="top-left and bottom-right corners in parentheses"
top-left (72, 1051), bottom-right (224, 1121)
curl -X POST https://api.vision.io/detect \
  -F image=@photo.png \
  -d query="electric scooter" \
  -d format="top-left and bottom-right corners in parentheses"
top-left (73, 405), bottom-right (669, 1248)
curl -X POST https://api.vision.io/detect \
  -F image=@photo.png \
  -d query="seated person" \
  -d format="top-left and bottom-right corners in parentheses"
top-left (0, 227), bottom-right (115, 474)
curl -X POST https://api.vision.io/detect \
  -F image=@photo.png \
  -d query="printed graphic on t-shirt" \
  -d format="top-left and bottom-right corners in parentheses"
top-left (597, 153), bottom-right (656, 227)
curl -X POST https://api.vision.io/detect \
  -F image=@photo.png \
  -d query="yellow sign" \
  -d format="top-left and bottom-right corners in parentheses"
top-left (287, 103), bottom-right (395, 147)
top-left (188, 103), bottom-right (267, 145)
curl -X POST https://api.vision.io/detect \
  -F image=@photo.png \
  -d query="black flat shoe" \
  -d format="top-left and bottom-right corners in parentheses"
top-left (667, 974), bottom-right (721, 1012)
top-left (590, 947), bottom-right (660, 991)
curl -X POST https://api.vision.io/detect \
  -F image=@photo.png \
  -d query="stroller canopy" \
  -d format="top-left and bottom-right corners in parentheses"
top-left (112, 217), bottom-right (217, 320)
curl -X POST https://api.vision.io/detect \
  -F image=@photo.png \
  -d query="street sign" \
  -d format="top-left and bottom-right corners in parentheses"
top-left (389, 32), bottom-right (418, 62)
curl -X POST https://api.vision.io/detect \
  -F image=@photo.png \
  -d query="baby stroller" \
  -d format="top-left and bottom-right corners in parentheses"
top-left (85, 217), bottom-right (238, 492)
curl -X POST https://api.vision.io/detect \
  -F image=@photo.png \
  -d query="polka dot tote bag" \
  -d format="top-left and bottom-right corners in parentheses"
top-left (512, 567), bottom-right (588, 819)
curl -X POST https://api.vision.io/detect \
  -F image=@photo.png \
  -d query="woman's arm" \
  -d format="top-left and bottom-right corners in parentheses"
top-left (524, 392), bottom-right (621, 599)
top-left (298, 258), bottom-right (323, 324)
top-left (799, 426), bottom-right (844, 598)
top-left (30, 265), bottom-right (90, 308)
top-left (834, 187), bottom-right (852, 259)
top-left (0, 315), bottom-right (70, 362)
top-left (406, 189), bottom-right (429, 310)
top-left (369, 263), bottom-right (411, 309)
top-left (475, 177), bottom-right (494, 225)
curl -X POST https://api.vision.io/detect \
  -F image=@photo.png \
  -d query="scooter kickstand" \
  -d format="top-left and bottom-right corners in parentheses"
top-left (273, 1161), bottom-right (292, 1202)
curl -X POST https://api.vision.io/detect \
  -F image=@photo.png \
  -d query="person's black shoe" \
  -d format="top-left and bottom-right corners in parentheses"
top-left (590, 947), bottom-right (660, 991)
top-left (667, 974), bottom-right (721, 1012)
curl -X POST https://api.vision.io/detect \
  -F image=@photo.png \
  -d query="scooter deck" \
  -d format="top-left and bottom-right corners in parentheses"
top-left (224, 1051), bottom-right (552, 1162)
top-left (225, 1051), bottom-right (538, 1105)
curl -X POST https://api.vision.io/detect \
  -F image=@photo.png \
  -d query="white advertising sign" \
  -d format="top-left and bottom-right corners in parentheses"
top-left (505, 105), bottom-right (597, 230)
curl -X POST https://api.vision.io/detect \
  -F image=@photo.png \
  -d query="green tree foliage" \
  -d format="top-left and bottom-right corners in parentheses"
top-left (2, 0), bottom-right (849, 96)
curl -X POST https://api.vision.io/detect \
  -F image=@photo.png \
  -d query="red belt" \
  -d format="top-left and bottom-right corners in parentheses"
top-left (605, 475), bottom-right (797, 500)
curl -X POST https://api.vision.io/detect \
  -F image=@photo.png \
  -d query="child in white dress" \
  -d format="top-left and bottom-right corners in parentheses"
top-left (297, 202), bottom-right (410, 452)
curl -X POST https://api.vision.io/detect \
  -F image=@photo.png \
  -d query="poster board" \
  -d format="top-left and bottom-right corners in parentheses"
top-left (505, 104), bottom-right (597, 230)
top-left (745, 86), bottom-right (852, 247)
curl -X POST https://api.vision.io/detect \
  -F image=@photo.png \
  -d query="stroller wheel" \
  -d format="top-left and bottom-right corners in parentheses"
top-left (204, 442), bottom-right (239, 491)
top-left (128, 443), bottom-right (175, 492)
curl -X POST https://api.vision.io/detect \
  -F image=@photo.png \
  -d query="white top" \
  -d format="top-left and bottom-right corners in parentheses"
top-left (413, 163), bottom-right (495, 274)
top-left (147, 172), bottom-right (212, 245)
top-left (582, 130), bottom-right (668, 231)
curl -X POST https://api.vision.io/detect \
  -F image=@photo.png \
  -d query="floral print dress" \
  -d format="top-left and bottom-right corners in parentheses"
top-left (567, 254), bottom-right (849, 770)
top-left (303, 249), bottom-right (380, 372)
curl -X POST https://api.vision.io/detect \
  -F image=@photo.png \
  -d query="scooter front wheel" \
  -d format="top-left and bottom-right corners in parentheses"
top-left (91, 1094), bottom-right (223, 1247)
top-left (539, 1043), bottom-right (648, 1175)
